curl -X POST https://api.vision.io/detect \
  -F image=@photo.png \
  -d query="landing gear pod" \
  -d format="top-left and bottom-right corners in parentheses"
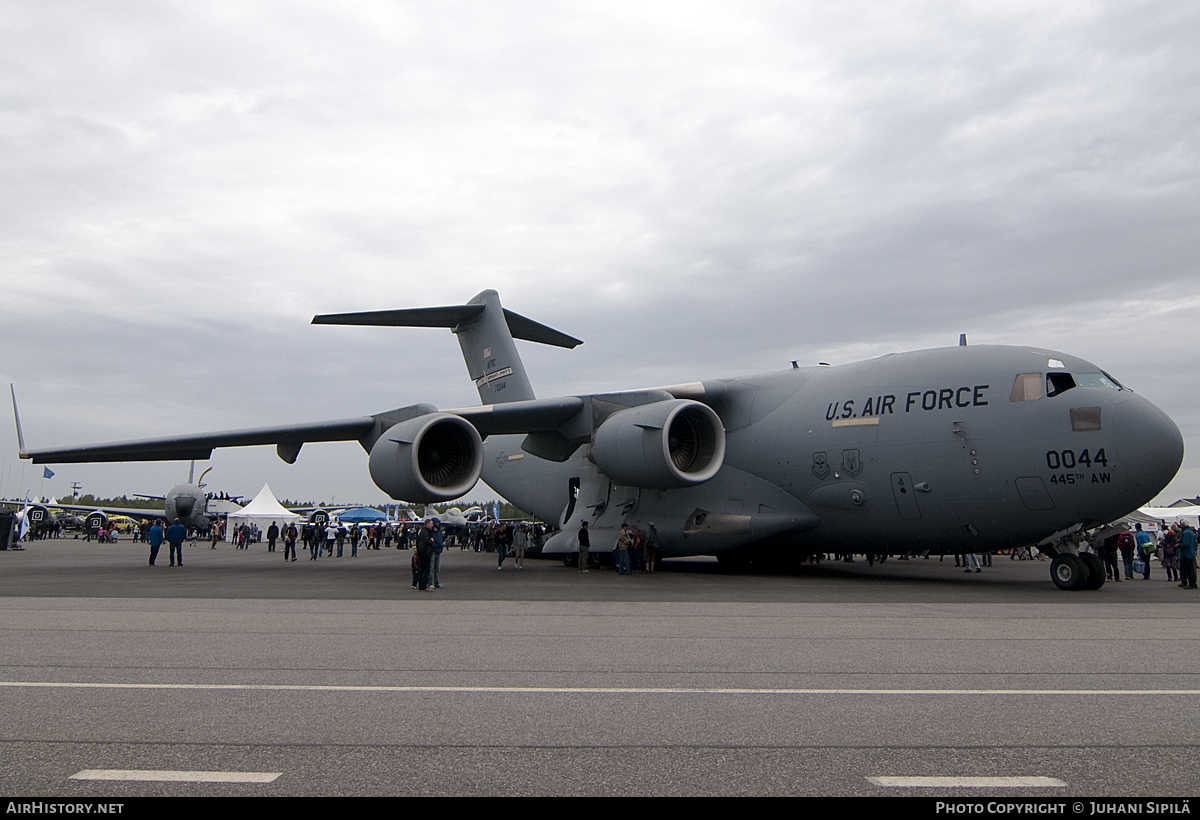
top-left (593, 399), bottom-right (725, 489)
top-left (368, 413), bottom-right (484, 502)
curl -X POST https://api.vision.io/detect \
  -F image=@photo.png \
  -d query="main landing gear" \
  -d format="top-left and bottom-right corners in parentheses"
top-left (1049, 552), bottom-right (1106, 591)
top-left (1038, 527), bottom-right (1106, 591)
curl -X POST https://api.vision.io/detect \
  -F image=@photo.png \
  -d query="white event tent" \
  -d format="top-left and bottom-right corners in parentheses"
top-left (1131, 505), bottom-right (1200, 530)
top-left (224, 483), bottom-right (302, 533)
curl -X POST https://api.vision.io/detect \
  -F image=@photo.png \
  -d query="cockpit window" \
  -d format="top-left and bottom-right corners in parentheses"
top-left (1046, 373), bottom-right (1076, 398)
top-left (1011, 373), bottom-right (1044, 402)
top-left (1013, 372), bottom-right (1094, 401)
top-left (1075, 372), bottom-right (1123, 390)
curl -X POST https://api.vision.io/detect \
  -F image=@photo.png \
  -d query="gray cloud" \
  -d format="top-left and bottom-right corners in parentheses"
top-left (2, 1), bottom-right (1196, 505)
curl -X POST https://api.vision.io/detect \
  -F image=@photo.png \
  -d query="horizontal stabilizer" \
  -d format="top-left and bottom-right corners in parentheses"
top-left (313, 305), bottom-right (482, 329)
top-left (500, 309), bottom-right (582, 349)
top-left (313, 305), bottom-right (582, 349)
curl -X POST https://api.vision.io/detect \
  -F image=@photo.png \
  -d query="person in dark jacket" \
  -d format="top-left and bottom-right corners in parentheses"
top-left (166, 522), bottom-right (186, 567)
top-left (577, 520), bottom-right (590, 572)
top-left (147, 522), bottom-right (164, 566)
top-left (415, 519), bottom-right (435, 590)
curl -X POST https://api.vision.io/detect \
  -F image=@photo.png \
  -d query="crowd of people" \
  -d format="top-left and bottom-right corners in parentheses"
top-left (1089, 520), bottom-right (1198, 588)
top-left (576, 521), bottom-right (659, 574)
top-left (12, 503), bottom-right (1199, 590)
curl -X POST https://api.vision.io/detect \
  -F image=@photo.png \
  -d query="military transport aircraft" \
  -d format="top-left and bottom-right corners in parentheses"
top-left (424, 505), bottom-right (485, 527)
top-left (3, 421), bottom-right (215, 534)
top-left (14, 290), bottom-right (1184, 590)
top-left (5, 480), bottom-right (210, 536)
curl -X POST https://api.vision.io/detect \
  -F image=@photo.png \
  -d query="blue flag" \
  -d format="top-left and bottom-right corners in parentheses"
top-left (43, 467), bottom-right (54, 480)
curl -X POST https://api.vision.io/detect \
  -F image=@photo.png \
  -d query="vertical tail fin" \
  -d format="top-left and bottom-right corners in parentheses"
top-left (312, 290), bottom-right (582, 406)
top-left (454, 289), bottom-right (537, 403)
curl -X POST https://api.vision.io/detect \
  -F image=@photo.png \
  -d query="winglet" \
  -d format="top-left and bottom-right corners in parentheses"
top-left (11, 385), bottom-right (27, 458)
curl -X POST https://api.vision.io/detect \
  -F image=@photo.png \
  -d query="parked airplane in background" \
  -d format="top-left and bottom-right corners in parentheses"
top-left (6, 483), bottom-right (211, 535)
top-left (14, 290), bottom-right (1184, 590)
top-left (2, 441), bottom-right (218, 533)
top-left (424, 505), bottom-right (484, 526)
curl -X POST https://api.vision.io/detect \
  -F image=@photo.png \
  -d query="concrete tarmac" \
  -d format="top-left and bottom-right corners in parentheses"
top-left (0, 539), bottom-right (1197, 797)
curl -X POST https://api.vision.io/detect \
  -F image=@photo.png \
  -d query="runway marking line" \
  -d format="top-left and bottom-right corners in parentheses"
top-left (868, 776), bottom-right (1066, 788)
top-left (3, 681), bottom-right (1200, 696)
top-left (71, 769), bottom-right (280, 783)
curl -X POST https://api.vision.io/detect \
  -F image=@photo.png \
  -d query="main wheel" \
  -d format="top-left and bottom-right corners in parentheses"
top-left (1051, 553), bottom-right (1090, 591)
top-left (1078, 552), bottom-right (1106, 590)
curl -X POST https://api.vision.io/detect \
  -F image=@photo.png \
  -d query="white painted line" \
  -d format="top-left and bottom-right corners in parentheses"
top-left (71, 769), bottom-right (280, 783)
top-left (2, 681), bottom-right (1199, 696)
top-left (869, 776), bottom-right (1067, 788)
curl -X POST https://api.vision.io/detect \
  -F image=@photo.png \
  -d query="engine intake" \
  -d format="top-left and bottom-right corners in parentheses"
top-left (84, 511), bottom-right (109, 532)
top-left (368, 413), bottom-right (484, 502)
top-left (593, 399), bottom-right (725, 489)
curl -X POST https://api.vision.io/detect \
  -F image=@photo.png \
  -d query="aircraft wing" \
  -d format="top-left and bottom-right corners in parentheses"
top-left (19, 417), bottom-right (380, 464)
top-left (444, 397), bottom-right (584, 436)
top-left (0, 499), bottom-right (167, 520)
top-left (16, 396), bottom-right (586, 465)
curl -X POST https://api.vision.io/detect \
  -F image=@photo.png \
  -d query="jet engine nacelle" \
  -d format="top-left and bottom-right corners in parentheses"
top-left (592, 399), bottom-right (726, 489)
top-left (83, 511), bottom-right (109, 533)
top-left (26, 505), bottom-right (52, 528)
top-left (368, 412), bottom-right (484, 502)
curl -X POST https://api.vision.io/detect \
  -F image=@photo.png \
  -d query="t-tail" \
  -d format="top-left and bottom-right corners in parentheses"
top-left (312, 289), bottom-right (581, 405)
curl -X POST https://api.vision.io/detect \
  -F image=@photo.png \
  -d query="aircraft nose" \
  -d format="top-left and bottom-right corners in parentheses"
top-left (1111, 395), bottom-right (1184, 497)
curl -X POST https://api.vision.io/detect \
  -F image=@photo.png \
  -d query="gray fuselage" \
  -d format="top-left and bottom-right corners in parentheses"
top-left (481, 344), bottom-right (1182, 558)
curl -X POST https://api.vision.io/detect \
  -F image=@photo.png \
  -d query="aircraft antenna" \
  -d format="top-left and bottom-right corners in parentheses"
top-left (959, 334), bottom-right (968, 346)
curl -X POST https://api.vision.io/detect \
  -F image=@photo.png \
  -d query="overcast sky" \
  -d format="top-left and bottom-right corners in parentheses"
top-left (1, 1), bottom-right (1196, 509)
